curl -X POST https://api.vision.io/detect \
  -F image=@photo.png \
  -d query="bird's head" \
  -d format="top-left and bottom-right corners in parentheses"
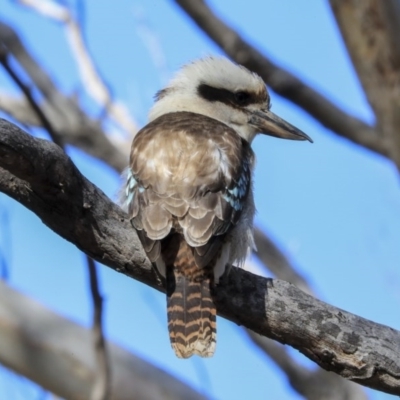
top-left (149, 57), bottom-right (312, 143)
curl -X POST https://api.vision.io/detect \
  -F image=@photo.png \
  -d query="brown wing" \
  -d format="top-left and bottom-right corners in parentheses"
top-left (126, 112), bottom-right (253, 269)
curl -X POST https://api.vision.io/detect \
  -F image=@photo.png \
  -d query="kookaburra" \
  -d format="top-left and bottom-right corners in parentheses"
top-left (124, 57), bottom-right (311, 358)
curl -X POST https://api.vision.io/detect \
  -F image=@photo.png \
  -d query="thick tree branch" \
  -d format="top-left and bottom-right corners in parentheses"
top-left (174, 0), bottom-right (388, 157)
top-left (0, 119), bottom-right (399, 395)
top-left (381, 0), bottom-right (400, 70)
top-left (329, 0), bottom-right (400, 169)
top-left (251, 230), bottom-right (367, 399)
top-left (0, 280), bottom-right (207, 400)
top-left (246, 331), bottom-right (367, 400)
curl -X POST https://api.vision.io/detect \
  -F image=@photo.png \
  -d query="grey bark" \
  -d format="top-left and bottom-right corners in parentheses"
top-left (251, 229), bottom-right (367, 400)
top-left (329, 0), bottom-right (400, 170)
top-left (247, 331), bottom-right (368, 400)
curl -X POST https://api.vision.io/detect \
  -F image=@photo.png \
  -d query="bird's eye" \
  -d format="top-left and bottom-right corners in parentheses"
top-left (235, 91), bottom-right (250, 105)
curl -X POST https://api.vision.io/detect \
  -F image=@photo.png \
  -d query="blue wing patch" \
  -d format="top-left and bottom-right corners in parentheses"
top-left (222, 155), bottom-right (251, 215)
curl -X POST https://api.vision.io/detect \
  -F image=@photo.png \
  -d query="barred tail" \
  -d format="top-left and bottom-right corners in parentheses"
top-left (164, 235), bottom-right (217, 358)
top-left (167, 273), bottom-right (216, 358)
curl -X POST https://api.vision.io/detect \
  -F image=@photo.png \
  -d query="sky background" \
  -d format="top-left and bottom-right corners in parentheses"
top-left (0, 1), bottom-right (399, 399)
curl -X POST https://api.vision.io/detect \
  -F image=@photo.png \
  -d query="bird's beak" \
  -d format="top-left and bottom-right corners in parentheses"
top-left (249, 109), bottom-right (313, 142)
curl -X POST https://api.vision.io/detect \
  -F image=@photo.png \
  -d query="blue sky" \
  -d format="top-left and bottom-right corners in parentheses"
top-left (0, 1), bottom-right (399, 399)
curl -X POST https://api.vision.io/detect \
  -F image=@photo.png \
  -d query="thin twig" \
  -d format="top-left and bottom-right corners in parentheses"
top-left (17, 0), bottom-right (138, 138)
top-left (0, 280), bottom-right (207, 400)
top-left (0, 21), bottom-right (128, 171)
top-left (87, 257), bottom-right (111, 400)
top-left (0, 53), bottom-right (111, 398)
top-left (0, 47), bottom-right (64, 148)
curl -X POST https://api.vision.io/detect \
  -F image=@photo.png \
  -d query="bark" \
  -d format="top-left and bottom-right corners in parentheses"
top-left (247, 331), bottom-right (367, 400)
top-left (0, 118), bottom-right (399, 395)
top-left (251, 229), bottom-right (367, 399)
top-left (330, 0), bottom-right (400, 169)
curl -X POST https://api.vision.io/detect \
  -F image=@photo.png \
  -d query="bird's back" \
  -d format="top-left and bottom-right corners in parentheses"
top-left (126, 112), bottom-right (254, 357)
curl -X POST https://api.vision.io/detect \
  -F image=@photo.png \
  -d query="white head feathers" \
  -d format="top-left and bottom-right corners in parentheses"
top-left (161, 57), bottom-right (264, 97)
top-left (148, 57), bottom-right (268, 142)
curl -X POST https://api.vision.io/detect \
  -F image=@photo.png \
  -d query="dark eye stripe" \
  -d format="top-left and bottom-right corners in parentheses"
top-left (197, 84), bottom-right (267, 107)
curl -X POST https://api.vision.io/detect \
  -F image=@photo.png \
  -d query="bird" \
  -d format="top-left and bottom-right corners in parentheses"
top-left (123, 57), bottom-right (311, 358)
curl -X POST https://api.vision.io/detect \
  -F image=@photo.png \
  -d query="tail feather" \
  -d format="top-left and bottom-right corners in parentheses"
top-left (165, 237), bottom-right (216, 358)
top-left (162, 234), bottom-right (217, 358)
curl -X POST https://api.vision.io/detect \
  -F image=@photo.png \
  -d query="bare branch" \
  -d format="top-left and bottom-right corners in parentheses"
top-left (0, 280), bottom-right (208, 400)
top-left (87, 257), bottom-right (111, 400)
top-left (247, 331), bottom-right (368, 400)
top-left (250, 230), bottom-right (367, 399)
top-left (381, 0), bottom-right (400, 70)
top-left (0, 119), bottom-right (399, 395)
top-left (174, 0), bottom-right (388, 157)
top-left (17, 0), bottom-right (138, 137)
top-left (0, 20), bottom-right (128, 172)
top-left (329, 0), bottom-right (400, 169)
top-left (0, 56), bottom-right (112, 400)
top-left (0, 93), bottom-right (41, 125)
top-left (0, 48), bottom-right (64, 148)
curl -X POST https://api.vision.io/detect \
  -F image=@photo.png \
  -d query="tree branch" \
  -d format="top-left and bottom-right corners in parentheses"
top-left (0, 21), bottom-right (128, 172)
top-left (174, 0), bottom-right (388, 157)
top-left (0, 93), bottom-right (39, 125)
top-left (0, 51), bottom-right (112, 399)
top-left (246, 331), bottom-right (368, 400)
top-left (251, 230), bottom-right (367, 399)
top-left (0, 48), bottom-right (64, 148)
top-left (87, 257), bottom-right (111, 400)
top-left (329, 0), bottom-right (400, 169)
top-left (0, 280), bottom-right (207, 400)
top-left (16, 0), bottom-right (138, 137)
top-left (0, 118), bottom-right (399, 395)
